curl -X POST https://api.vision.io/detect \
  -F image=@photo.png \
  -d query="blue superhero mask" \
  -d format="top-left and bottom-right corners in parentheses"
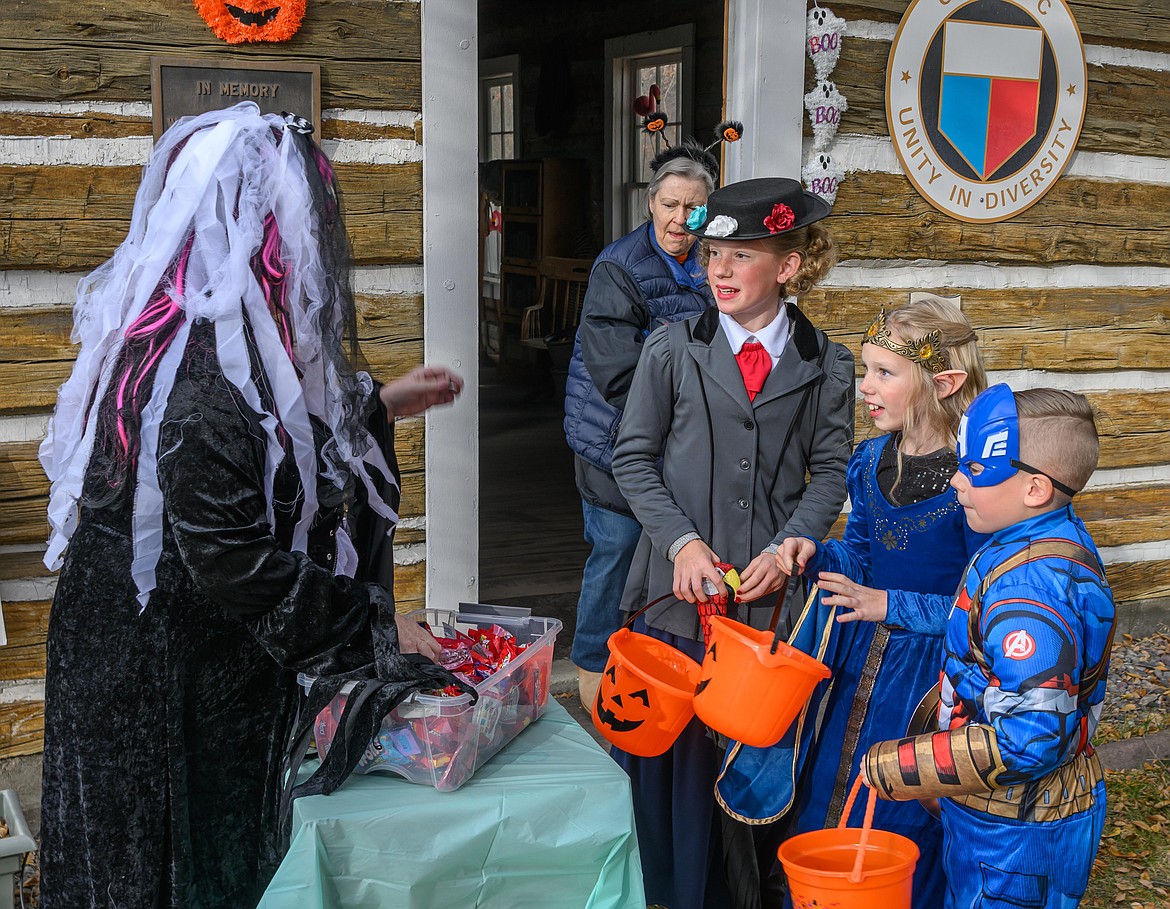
top-left (957, 383), bottom-right (1078, 496)
top-left (956, 384), bottom-right (1019, 487)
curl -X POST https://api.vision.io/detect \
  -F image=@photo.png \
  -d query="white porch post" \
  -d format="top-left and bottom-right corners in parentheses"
top-left (723, 0), bottom-right (808, 182)
top-left (421, 0), bottom-right (479, 607)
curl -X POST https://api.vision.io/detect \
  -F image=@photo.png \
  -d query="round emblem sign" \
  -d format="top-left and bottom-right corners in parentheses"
top-left (886, 0), bottom-right (1087, 223)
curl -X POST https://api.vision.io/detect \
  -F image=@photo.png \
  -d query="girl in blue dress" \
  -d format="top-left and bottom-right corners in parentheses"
top-left (716, 294), bottom-right (988, 908)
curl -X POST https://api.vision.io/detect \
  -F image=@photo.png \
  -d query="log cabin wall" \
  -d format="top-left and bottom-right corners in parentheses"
top-left (0, 0), bottom-right (428, 769)
top-left (793, 0), bottom-right (1170, 624)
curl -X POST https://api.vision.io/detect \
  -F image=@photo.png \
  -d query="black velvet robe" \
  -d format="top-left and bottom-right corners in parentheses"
top-left (40, 321), bottom-right (399, 908)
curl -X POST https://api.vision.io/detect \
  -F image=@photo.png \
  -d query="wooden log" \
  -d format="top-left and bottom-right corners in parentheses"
top-left (829, 172), bottom-right (1170, 267)
top-left (0, 293), bottom-right (426, 414)
top-left (0, 112), bottom-right (153, 139)
top-left (1108, 559), bottom-right (1170, 603)
top-left (0, 162), bottom-right (422, 269)
top-left (811, 34), bottom-right (1170, 158)
top-left (802, 286), bottom-right (1170, 373)
top-left (0, 422), bottom-right (428, 546)
top-left (0, 0), bottom-right (422, 58)
top-left (828, 483), bottom-right (1170, 549)
top-left (0, 0), bottom-right (422, 107)
top-left (0, 701), bottom-right (44, 759)
top-left (0, 49), bottom-right (421, 110)
top-left (0, 112), bottom-right (417, 142)
top-left (0, 548), bottom-right (51, 582)
top-left (0, 644), bottom-right (46, 683)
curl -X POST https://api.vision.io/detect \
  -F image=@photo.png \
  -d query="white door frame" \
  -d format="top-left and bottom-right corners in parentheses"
top-left (723, 0), bottom-right (808, 182)
top-left (421, 0), bottom-right (479, 608)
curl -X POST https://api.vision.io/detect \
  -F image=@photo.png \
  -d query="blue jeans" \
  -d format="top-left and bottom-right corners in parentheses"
top-left (570, 501), bottom-right (643, 672)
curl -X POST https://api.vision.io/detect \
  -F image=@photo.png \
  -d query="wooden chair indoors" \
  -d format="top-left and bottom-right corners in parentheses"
top-left (519, 256), bottom-right (593, 351)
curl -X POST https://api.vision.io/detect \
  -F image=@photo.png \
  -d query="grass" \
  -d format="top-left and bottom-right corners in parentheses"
top-left (1083, 761), bottom-right (1170, 909)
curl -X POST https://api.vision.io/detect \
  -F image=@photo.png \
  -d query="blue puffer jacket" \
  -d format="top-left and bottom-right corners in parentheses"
top-left (564, 222), bottom-right (711, 475)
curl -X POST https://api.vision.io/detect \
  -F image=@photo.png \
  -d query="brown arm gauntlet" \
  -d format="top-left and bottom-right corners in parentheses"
top-left (864, 724), bottom-right (1006, 801)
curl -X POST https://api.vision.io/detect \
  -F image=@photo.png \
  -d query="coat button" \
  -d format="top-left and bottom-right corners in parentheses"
top-left (737, 498), bottom-right (748, 509)
top-left (744, 419), bottom-right (755, 430)
top-left (740, 458), bottom-right (750, 470)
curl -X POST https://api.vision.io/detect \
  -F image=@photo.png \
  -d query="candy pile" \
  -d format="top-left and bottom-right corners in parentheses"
top-left (311, 620), bottom-right (554, 791)
top-left (433, 622), bottom-right (528, 694)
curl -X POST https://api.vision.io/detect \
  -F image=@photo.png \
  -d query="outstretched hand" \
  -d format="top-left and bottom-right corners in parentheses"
top-left (818, 572), bottom-right (889, 624)
top-left (380, 366), bottom-right (464, 420)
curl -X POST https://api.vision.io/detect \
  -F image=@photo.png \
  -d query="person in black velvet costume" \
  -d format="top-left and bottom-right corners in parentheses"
top-left (37, 103), bottom-right (462, 908)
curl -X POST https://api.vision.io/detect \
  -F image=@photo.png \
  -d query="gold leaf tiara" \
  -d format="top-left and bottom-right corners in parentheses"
top-left (861, 310), bottom-right (949, 373)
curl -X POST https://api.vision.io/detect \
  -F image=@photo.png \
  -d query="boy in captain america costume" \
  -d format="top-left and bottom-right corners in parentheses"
top-left (863, 385), bottom-right (1115, 909)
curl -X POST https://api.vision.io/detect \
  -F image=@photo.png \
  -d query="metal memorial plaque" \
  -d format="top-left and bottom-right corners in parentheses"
top-left (151, 56), bottom-right (321, 140)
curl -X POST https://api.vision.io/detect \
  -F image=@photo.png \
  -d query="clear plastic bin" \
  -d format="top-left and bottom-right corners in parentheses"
top-left (300, 604), bottom-right (561, 791)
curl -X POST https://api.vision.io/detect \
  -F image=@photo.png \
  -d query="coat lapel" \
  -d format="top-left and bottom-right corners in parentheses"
top-left (688, 306), bottom-right (755, 413)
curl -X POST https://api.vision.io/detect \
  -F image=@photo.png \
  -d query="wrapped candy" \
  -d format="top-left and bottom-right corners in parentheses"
top-left (306, 612), bottom-right (557, 791)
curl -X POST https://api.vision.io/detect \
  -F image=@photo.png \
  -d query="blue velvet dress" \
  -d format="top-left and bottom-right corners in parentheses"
top-left (717, 434), bottom-right (987, 909)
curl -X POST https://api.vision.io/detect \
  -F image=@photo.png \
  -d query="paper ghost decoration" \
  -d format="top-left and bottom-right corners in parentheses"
top-left (806, 5), bottom-right (847, 80)
top-left (803, 149), bottom-right (845, 207)
top-left (804, 80), bottom-right (848, 151)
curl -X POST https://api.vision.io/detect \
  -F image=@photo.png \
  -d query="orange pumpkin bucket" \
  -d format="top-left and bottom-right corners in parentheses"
top-left (592, 596), bottom-right (702, 757)
top-left (779, 775), bottom-right (919, 909)
top-left (692, 584), bottom-right (831, 747)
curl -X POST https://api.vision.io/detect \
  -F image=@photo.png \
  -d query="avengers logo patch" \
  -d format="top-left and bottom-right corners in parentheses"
top-left (1002, 629), bottom-right (1037, 660)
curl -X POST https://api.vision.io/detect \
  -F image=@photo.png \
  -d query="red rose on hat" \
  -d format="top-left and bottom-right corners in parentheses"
top-left (763, 202), bottom-right (796, 234)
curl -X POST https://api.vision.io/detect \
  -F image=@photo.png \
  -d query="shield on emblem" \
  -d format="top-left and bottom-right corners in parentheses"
top-left (938, 21), bottom-right (1043, 180)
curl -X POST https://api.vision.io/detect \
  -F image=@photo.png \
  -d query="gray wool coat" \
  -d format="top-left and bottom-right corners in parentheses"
top-left (612, 303), bottom-right (854, 641)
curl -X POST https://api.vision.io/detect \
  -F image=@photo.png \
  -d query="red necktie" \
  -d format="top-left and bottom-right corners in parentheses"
top-left (735, 341), bottom-right (772, 402)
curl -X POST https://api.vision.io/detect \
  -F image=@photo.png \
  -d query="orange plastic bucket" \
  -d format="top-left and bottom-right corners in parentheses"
top-left (691, 614), bottom-right (830, 747)
top-left (779, 776), bottom-right (919, 909)
top-left (591, 626), bottom-right (702, 757)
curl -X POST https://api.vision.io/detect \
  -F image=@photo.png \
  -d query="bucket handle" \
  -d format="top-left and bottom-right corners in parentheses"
top-left (621, 591), bottom-right (683, 632)
top-left (765, 575), bottom-right (790, 654)
top-left (837, 772), bottom-right (878, 883)
top-left (769, 582), bottom-right (819, 654)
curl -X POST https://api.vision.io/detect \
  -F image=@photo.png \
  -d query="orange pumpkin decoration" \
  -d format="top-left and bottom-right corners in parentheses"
top-left (194, 0), bottom-right (307, 44)
top-left (593, 665), bottom-right (652, 734)
top-left (590, 627), bottom-right (701, 757)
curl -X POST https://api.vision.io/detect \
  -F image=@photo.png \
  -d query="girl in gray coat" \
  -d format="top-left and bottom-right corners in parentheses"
top-left (610, 177), bottom-right (854, 909)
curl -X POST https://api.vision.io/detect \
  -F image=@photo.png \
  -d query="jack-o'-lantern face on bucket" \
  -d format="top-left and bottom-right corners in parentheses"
top-left (194, 0), bottom-right (307, 44)
top-left (593, 666), bottom-right (651, 733)
top-left (694, 640), bottom-right (719, 697)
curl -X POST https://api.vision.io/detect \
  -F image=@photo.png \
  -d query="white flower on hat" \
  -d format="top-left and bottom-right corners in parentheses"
top-left (704, 215), bottom-right (738, 238)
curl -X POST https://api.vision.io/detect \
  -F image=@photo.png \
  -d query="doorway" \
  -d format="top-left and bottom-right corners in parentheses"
top-left (475, 1), bottom-right (728, 633)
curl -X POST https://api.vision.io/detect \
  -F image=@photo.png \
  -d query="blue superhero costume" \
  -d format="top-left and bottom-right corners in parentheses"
top-left (864, 386), bottom-right (1116, 909)
top-left (716, 434), bottom-right (986, 909)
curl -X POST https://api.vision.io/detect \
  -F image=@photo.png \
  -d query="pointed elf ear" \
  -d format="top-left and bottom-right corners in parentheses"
top-left (932, 369), bottom-right (968, 401)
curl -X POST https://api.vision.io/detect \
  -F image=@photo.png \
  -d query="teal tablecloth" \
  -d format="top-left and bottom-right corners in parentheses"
top-left (258, 698), bottom-right (644, 908)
